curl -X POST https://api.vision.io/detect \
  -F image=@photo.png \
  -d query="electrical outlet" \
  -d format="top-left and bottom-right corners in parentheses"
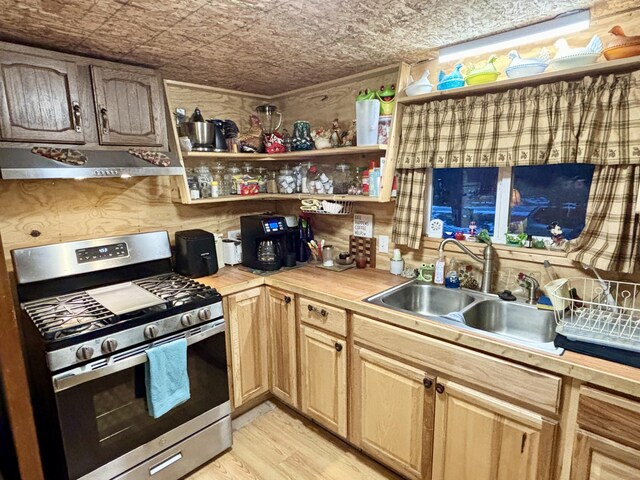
top-left (228, 230), bottom-right (241, 240)
top-left (378, 235), bottom-right (389, 253)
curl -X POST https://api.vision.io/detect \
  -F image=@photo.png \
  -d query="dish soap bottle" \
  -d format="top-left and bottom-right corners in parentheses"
top-left (434, 253), bottom-right (446, 285)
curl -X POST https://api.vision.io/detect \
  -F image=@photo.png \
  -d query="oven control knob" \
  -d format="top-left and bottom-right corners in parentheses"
top-left (76, 345), bottom-right (94, 361)
top-left (101, 338), bottom-right (118, 354)
top-left (144, 325), bottom-right (159, 339)
top-left (181, 313), bottom-right (194, 326)
top-left (198, 308), bottom-right (212, 321)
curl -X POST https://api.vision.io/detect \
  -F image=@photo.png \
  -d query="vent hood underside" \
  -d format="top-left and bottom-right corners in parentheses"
top-left (0, 148), bottom-right (184, 180)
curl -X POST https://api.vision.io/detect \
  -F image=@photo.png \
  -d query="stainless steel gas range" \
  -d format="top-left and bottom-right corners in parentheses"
top-left (11, 231), bottom-right (232, 480)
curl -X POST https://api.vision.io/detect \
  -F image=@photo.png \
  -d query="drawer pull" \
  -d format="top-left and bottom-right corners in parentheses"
top-left (284, 296), bottom-right (292, 304)
top-left (334, 342), bottom-right (343, 352)
top-left (307, 304), bottom-right (327, 317)
top-left (435, 383), bottom-right (445, 394)
top-left (423, 377), bottom-right (433, 389)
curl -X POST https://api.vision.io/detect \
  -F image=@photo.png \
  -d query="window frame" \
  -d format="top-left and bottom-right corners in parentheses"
top-left (424, 166), bottom-right (587, 245)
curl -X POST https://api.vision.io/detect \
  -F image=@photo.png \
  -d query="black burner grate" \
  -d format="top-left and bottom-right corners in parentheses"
top-left (134, 273), bottom-right (217, 306)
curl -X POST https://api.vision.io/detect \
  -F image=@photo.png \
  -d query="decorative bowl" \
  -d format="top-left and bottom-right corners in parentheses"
top-left (505, 63), bottom-right (548, 78)
top-left (335, 254), bottom-right (354, 265)
top-left (405, 70), bottom-right (434, 96)
top-left (549, 52), bottom-right (601, 70)
top-left (464, 72), bottom-right (499, 85)
top-left (603, 43), bottom-right (640, 60)
top-left (437, 79), bottom-right (465, 91)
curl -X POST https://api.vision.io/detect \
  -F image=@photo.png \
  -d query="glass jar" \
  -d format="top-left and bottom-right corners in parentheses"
top-left (307, 164), bottom-right (333, 194)
top-left (266, 170), bottom-right (278, 194)
top-left (278, 164), bottom-right (296, 194)
top-left (348, 167), bottom-right (365, 195)
top-left (195, 165), bottom-right (212, 198)
top-left (211, 162), bottom-right (226, 196)
top-left (256, 167), bottom-right (268, 193)
top-left (225, 164), bottom-right (241, 195)
top-left (333, 162), bottom-right (352, 194)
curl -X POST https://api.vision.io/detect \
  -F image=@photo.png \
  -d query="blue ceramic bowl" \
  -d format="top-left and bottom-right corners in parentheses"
top-left (437, 79), bottom-right (465, 91)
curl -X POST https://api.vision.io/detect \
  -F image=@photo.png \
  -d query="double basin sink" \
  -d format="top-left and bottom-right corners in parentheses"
top-left (366, 281), bottom-right (562, 355)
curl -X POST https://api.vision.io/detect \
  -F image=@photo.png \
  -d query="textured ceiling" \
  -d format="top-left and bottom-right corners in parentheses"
top-left (0, 0), bottom-right (607, 94)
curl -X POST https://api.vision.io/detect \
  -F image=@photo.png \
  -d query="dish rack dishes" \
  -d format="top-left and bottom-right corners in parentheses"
top-left (299, 199), bottom-right (354, 215)
top-left (549, 277), bottom-right (640, 352)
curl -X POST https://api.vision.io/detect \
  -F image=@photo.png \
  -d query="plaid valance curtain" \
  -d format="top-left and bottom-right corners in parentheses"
top-left (393, 70), bottom-right (640, 270)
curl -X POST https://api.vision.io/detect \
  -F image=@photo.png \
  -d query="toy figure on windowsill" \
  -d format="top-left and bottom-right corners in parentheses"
top-left (467, 221), bottom-right (478, 242)
top-left (546, 222), bottom-right (568, 251)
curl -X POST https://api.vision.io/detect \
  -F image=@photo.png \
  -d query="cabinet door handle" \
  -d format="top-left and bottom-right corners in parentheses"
top-left (71, 102), bottom-right (82, 132)
top-left (423, 377), bottom-right (433, 389)
top-left (99, 106), bottom-right (109, 134)
top-left (307, 304), bottom-right (328, 317)
top-left (435, 383), bottom-right (445, 394)
top-left (284, 296), bottom-right (291, 304)
top-left (334, 342), bottom-right (343, 352)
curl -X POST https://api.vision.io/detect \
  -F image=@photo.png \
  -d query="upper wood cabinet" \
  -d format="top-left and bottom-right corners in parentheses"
top-left (432, 379), bottom-right (557, 480)
top-left (266, 287), bottom-right (298, 407)
top-left (0, 52), bottom-right (85, 143)
top-left (351, 346), bottom-right (434, 480)
top-left (299, 324), bottom-right (347, 438)
top-left (226, 287), bottom-right (269, 409)
top-left (90, 66), bottom-right (163, 146)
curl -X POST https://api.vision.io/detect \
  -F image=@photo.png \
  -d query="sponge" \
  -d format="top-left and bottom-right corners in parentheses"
top-left (537, 295), bottom-right (554, 311)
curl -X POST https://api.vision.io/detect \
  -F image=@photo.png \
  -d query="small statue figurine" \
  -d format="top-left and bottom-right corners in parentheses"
top-left (468, 221), bottom-right (478, 237)
top-left (264, 130), bottom-right (286, 154)
top-left (356, 89), bottom-right (375, 101)
top-left (330, 118), bottom-right (342, 148)
top-left (311, 127), bottom-right (332, 150)
top-left (291, 121), bottom-right (314, 151)
top-left (341, 120), bottom-right (356, 146)
top-left (547, 222), bottom-right (567, 250)
top-left (237, 114), bottom-right (263, 153)
top-left (375, 84), bottom-right (396, 115)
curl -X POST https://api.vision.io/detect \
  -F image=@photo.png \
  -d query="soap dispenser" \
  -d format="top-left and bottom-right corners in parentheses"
top-left (434, 252), bottom-right (446, 285)
top-left (389, 248), bottom-right (404, 275)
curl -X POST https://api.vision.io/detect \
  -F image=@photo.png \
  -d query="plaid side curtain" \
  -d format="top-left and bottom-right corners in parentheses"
top-left (391, 169), bottom-right (427, 249)
top-left (567, 165), bottom-right (640, 273)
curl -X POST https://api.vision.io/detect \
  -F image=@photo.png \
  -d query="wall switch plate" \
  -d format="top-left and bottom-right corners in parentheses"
top-left (228, 230), bottom-right (241, 240)
top-left (378, 235), bottom-right (389, 253)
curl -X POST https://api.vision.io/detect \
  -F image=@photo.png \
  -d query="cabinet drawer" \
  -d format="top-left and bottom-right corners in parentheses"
top-left (352, 314), bottom-right (562, 413)
top-left (298, 296), bottom-right (347, 337)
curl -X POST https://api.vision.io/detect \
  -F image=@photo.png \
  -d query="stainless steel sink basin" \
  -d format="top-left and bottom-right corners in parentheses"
top-left (462, 300), bottom-right (556, 344)
top-left (368, 282), bottom-right (476, 316)
top-left (366, 280), bottom-right (563, 355)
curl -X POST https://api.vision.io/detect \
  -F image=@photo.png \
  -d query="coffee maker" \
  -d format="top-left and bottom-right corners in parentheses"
top-left (241, 215), bottom-right (286, 271)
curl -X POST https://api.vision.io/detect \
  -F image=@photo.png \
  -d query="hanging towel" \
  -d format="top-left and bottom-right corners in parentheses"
top-left (145, 338), bottom-right (190, 418)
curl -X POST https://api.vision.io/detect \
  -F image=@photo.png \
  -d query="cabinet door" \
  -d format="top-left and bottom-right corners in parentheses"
top-left (0, 51), bottom-right (84, 143)
top-left (266, 287), bottom-right (298, 407)
top-left (227, 287), bottom-right (269, 408)
top-left (299, 324), bottom-right (347, 437)
top-left (432, 379), bottom-right (557, 480)
top-left (351, 346), bottom-right (434, 480)
top-left (571, 429), bottom-right (640, 480)
top-left (90, 65), bottom-right (163, 146)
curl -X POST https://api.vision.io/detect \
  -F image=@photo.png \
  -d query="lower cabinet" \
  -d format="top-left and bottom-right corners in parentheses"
top-left (299, 324), bottom-right (347, 437)
top-left (266, 287), bottom-right (298, 407)
top-left (351, 345), bottom-right (435, 480)
top-left (226, 287), bottom-right (269, 408)
top-left (571, 430), bottom-right (640, 480)
top-left (432, 379), bottom-right (557, 480)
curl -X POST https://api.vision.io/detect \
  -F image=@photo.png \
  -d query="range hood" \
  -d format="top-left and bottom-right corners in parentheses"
top-left (0, 147), bottom-right (184, 180)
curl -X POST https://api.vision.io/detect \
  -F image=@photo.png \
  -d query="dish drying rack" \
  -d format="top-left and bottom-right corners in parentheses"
top-left (299, 199), bottom-right (354, 215)
top-left (550, 277), bottom-right (640, 352)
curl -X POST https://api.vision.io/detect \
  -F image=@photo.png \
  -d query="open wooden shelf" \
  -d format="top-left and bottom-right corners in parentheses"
top-left (188, 193), bottom-right (388, 204)
top-left (182, 145), bottom-right (387, 161)
top-left (398, 56), bottom-right (640, 105)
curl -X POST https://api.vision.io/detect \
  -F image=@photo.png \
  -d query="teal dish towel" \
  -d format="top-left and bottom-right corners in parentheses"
top-left (145, 338), bottom-right (190, 418)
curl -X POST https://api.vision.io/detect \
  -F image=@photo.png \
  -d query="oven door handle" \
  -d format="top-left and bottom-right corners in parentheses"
top-left (52, 322), bottom-right (225, 393)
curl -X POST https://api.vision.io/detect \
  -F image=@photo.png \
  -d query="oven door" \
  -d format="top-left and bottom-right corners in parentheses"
top-left (51, 319), bottom-right (229, 480)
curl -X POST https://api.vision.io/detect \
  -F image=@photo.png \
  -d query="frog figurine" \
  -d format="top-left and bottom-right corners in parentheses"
top-left (356, 89), bottom-right (375, 101)
top-left (375, 84), bottom-right (396, 115)
top-left (291, 121), bottom-right (314, 151)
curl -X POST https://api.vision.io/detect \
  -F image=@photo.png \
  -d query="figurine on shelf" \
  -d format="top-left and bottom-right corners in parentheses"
top-left (311, 127), bottom-right (332, 150)
top-left (264, 130), bottom-right (286, 154)
top-left (604, 25), bottom-right (640, 60)
top-left (375, 84), bottom-right (396, 115)
top-left (341, 120), bottom-right (356, 146)
top-left (330, 118), bottom-right (342, 148)
top-left (468, 220), bottom-right (478, 237)
top-left (356, 89), bottom-right (375, 101)
top-left (454, 231), bottom-right (466, 241)
top-left (237, 114), bottom-right (263, 153)
top-left (547, 222), bottom-right (567, 250)
top-left (291, 120), bottom-right (314, 151)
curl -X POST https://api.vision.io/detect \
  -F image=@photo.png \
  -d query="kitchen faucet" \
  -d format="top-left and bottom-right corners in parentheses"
top-left (519, 273), bottom-right (540, 304)
top-left (438, 238), bottom-right (495, 294)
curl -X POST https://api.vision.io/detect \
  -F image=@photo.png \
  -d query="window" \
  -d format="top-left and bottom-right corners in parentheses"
top-left (426, 164), bottom-right (595, 243)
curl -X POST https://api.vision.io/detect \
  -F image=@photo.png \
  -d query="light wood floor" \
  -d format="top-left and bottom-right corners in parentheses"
top-left (186, 403), bottom-right (402, 480)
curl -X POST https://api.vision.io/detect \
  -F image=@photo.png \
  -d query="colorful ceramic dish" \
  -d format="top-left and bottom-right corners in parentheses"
top-left (437, 64), bottom-right (465, 91)
top-left (464, 55), bottom-right (500, 85)
top-left (603, 25), bottom-right (640, 60)
top-left (505, 48), bottom-right (549, 78)
top-left (405, 70), bottom-right (434, 96)
top-left (550, 35), bottom-right (602, 70)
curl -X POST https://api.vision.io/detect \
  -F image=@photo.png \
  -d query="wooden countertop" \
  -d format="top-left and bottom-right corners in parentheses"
top-left (200, 265), bottom-right (640, 398)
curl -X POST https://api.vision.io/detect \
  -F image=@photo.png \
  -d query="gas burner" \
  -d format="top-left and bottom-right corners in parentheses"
top-left (134, 273), bottom-right (217, 306)
top-left (24, 292), bottom-right (116, 341)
